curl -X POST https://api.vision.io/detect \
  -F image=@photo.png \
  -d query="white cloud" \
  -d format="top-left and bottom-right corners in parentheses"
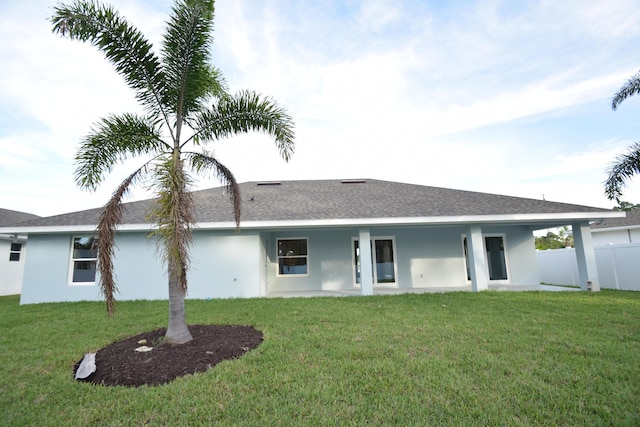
top-left (355, 0), bottom-right (404, 32)
top-left (2, 0), bottom-right (640, 216)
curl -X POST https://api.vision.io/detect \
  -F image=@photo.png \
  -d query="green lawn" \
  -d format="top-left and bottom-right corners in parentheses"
top-left (1, 291), bottom-right (639, 426)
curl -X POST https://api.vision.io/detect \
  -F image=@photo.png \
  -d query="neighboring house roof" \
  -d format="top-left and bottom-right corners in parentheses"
top-left (591, 208), bottom-right (639, 231)
top-left (1, 179), bottom-right (623, 233)
top-left (0, 208), bottom-right (40, 226)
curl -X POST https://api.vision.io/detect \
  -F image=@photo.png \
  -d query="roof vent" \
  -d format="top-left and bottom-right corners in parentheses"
top-left (341, 179), bottom-right (367, 184)
top-left (257, 181), bottom-right (281, 186)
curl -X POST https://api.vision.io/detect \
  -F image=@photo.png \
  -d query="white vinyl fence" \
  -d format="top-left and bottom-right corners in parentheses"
top-left (537, 243), bottom-right (640, 291)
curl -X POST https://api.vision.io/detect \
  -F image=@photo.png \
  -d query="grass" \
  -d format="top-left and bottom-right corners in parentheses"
top-left (1, 290), bottom-right (639, 426)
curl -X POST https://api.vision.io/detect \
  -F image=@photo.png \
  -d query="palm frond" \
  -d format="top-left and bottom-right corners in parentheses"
top-left (96, 164), bottom-right (150, 316)
top-left (612, 71), bottom-right (640, 110)
top-left (55, 1), bottom-right (295, 331)
top-left (51, 0), bottom-right (170, 123)
top-left (188, 152), bottom-right (241, 227)
top-left (192, 90), bottom-right (295, 161)
top-left (147, 158), bottom-right (196, 293)
top-left (162, 0), bottom-right (224, 122)
top-left (604, 141), bottom-right (640, 200)
top-left (74, 113), bottom-right (166, 191)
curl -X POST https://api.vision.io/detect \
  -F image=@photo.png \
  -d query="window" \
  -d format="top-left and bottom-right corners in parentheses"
top-left (70, 237), bottom-right (98, 284)
top-left (353, 237), bottom-right (397, 284)
top-left (485, 236), bottom-right (508, 280)
top-left (9, 243), bottom-right (22, 262)
top-left (462, 235), bottom-right (509, 282)
top-left (277, 238), bottom-right (308, 275)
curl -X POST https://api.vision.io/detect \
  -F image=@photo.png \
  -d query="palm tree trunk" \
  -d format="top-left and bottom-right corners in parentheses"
top-left (165, 260), bottom-right (193, 344)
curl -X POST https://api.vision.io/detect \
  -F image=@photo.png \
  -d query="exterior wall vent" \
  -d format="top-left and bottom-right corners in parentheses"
top-left (341, 179), bottom-right (367, 184)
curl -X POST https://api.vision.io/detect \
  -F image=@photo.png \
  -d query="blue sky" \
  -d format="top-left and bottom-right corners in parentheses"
top-left (1, 0), bottom-right (640, 217)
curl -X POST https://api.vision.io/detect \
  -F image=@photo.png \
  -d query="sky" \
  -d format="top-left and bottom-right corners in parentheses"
top-left (1, 0), bottom-right (640, 217)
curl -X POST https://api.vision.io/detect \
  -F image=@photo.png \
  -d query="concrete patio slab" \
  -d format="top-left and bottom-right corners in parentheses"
top-left (266, 284), bottom-right (580, 298)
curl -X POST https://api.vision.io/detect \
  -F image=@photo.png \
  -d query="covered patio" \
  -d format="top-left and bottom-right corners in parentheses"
top-left (266, 284), bottom-right (580, 298)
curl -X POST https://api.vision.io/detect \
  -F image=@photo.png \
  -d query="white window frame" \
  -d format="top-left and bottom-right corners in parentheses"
top-left (276, 237), bottom-right (309, 277)
top-left (352, 237), bottom-right (361, 286)
top-left (484, 234), bottom-right (510, 283)
top-left (68, 236), bottom-right (98, 286)
top-left (461, 235), bottom-right (471, 283)
top-left (9, 242), bottom-right (22, 262)
top-left (352, 236), bottom-right (398, 286)
top-left (461, 233), bottom-right (511, 284)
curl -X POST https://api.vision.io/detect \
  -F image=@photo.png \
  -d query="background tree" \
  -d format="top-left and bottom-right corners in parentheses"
top-left (605, 71), bottom-right (640, 201)
top-left (613, 200), bottom-right (640, 211)
top-left (535, 226), bottom-right (574, 250)
top-left (52, 0), bottom-right (294, 344)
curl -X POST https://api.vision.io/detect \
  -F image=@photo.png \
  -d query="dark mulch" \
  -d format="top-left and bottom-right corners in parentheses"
top-left (74, 324), bottom-right (263, 387)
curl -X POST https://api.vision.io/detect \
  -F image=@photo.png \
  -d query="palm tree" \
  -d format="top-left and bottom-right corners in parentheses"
top-left (605, 71), bottom-right (640, 201)
top-left (52, 0), bottom-right (294, 344)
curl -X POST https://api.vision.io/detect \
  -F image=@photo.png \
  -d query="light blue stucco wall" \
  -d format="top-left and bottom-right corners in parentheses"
top-left (497, 226), bottom-right (540, 286)
top-left (20, 230), bottom-right (263, 304)
top-left (391, 226), bottom-right (469, 288)
top-left (109, 233), bottom-right (166, 300)
top-left (19, 224), bottom-right (539, 304)
top-left (473, 225), bottom-right (540, 286)
top-left (20, 233), bottom-right (169, 304)
top-left (189, 231), bottom-right (262, 299)
top-left (265, 229), bottom-right (355, 292)
top-left (264, 225), bottom-right (540, 293)
top-left (21, 234), bottom-right (101, 304)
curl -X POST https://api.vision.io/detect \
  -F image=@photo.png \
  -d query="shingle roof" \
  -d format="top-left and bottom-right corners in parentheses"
top-left (0, 208), bottom-right (40, 226)
top-left (13, 179), bottom-right (614, 228)
top-left (591, 208), bottom-right (639, 229)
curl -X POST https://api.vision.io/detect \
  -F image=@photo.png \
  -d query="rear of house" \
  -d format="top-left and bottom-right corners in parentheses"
top-left (1, 179), bottom-right (621, 304)
top-left (17, 224), bottom-right (541, 302)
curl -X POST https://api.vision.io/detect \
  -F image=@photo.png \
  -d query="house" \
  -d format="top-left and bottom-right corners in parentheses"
top-left (0, 208), bottom-right (41, 296)
top-left (590, 208), bottom-right (640, 245)
top-left (0, 179), bottom-right (623, 305)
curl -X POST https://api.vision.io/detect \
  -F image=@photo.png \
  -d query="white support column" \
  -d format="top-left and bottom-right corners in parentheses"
top-left (572, 222), bottom-right (600, 291)
top-left (467, 225), bottom-right (488, 292)
top-left (359, 228), bottom-right (374, 296)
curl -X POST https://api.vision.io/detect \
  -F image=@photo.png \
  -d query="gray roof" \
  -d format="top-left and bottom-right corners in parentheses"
top-left (592, 208), bottom-right (639, 229)
top-left (0, 208), bottom-right (40, 226)
top-left (12, 179), bottom-right (615, 229)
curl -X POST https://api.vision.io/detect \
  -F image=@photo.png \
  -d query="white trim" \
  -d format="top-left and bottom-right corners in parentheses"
top-left (275, 237), bottom-right (309, 277)
top-left (67, 236), bottom-right (98, 286)
top-left (484, 233), bottom-right (511, 284)
top-left (372, 236), bottom-right (398, 286)
top-left (351, 237), bottom-right (360, 287)
top-left (591, 224), bottom-right (640, 233)
top-left (8, 242), bottom-right (22, 262)
top-left (461, 235), bottom-right (471, 284)
top-left (197, 212), bottom-right (625, 229)
top-left (0, 211), bottom-right (625, 234)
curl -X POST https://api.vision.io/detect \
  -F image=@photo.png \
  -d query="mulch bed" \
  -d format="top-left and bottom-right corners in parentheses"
top-left (74, 324), bottom-right (263, 387)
